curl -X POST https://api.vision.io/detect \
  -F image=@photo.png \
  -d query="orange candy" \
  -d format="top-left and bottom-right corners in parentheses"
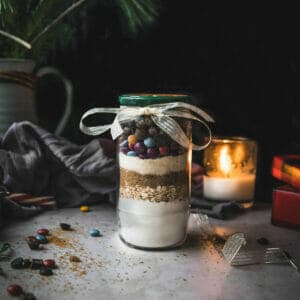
top-left (128, 135), bottom-right (136, 146)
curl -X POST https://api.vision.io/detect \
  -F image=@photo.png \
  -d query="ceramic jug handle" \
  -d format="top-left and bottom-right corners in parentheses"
top-left (36, 67), bottom-right (73, 136)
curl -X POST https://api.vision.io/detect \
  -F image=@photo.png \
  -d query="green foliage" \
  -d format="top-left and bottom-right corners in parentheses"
top-left (118, 0), bottom-right (161, 37)
top-left (0, 0), bottom-right (13, 14)
top-left (0, 0), bottom-right (162, 59)
top-left (0, 0), bottom-right (78, 59)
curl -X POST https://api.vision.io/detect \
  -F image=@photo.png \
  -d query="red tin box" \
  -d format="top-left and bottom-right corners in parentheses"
top-left (271, 185), bottom-right (300, 230)
top-left (272, 155), bottom-right (300, 189)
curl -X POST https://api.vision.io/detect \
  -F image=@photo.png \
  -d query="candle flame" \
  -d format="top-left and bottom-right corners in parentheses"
top-left (219, 146), bottom-right (232, 176)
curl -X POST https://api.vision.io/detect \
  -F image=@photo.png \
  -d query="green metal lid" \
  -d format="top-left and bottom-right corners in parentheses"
top-left (119, 93), bottom-right (192, 107)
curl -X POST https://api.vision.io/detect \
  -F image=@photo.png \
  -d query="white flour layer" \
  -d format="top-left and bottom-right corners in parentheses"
top-left (118, 197), bottom-right (189, 248)
top-left (119, 152), bottom-right (187, 175)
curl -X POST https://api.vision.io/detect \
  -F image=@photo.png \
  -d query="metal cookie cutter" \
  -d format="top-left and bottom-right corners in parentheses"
top-left (193, 213), bottom-right (299, 272)
top-left (222, 233), bottom-right (299, 272)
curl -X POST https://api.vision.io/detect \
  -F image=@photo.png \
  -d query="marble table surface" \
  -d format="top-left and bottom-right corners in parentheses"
top-left (0, 202), bottom-right (299, 300)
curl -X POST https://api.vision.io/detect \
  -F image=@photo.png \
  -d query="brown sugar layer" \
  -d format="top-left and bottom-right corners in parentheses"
top-left (120, 168), bottom-right (189, 189)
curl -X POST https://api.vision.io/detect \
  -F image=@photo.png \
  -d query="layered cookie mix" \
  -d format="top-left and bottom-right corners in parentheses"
top-left (117, 116), bottom-right (191, 248)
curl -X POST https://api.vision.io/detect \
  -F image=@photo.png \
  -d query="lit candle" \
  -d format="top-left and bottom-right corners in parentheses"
top-left (203, 137), bottom-right (257, 205)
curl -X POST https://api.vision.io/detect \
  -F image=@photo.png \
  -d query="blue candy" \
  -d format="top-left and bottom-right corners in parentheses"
top-left (36, 234), bottom-right (48, 244)
top-left (90, 229), bottom-right (101, 237)
top-left (127, 151), bottom-right (137, 157)
top-left (144, 137), bottom-right (156, 148)
top-left (120, 140), bottom-right (128, 147)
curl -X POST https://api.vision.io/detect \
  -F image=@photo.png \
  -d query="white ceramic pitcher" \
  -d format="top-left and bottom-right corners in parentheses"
top-left (0, 59), bottom-right (73, 135)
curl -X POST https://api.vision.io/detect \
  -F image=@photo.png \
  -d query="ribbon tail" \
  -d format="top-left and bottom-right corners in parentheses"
top-left (80, 123), bottom-right (112, 136)
top-left (79, 107), bottom-right (120, 136)
top-left (110, 117), bottom-right (123, 140)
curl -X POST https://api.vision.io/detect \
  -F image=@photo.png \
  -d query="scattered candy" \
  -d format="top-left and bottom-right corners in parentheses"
top-left (120, 146), bottom-right (129, 154)
top-left (22, 259), bottom-right (31, 268)
top-left (133, 142), bottom-right (146, 154)
top-left (257, 237), bottom-right (269, 245)
top-left (37, 228), bottom-right (49, 236)
top-left (11, 257), bottom-right (24, 269)
top-left (128, 143), bottom-right (134, 150)
top-left (39, 266), bottom-right (53, 276)
top-left (25, 236), bottom-right (40, 250)
top-left (60, 223), bottom-right (71, 230)
top-left (122, 126), bottom-right (131, 136)
top-left (70, 255), bottom-right (80, 262)
top-left (90, 229), bottom-right (101, 237)
top-left (148, 126), bottom-right (159, 136)
top-left (120, 140), bottom-right (128, 147)
top-left (31, 259), bottom-right (43, 270)
top-left (144, 116), bottom-right (154, 127)
top-left (159, 146), bottom-right (169, 156)
top-left (135, 128), bottom-right (147, 141)
top-left (0, 242), bottom-right (12, 260)
top-left (127, 151), bottom-right (137, 157)
top-left (144, 137), bottom-right (156, 148)
top-left (136, 117), bottom-right (147, 129)
top-left (80, 205), bottom-right (89, 212)
top-left (119, 115), bottom-right (189, 159)
top-left (7, 284), bottom-right (23, 296)
top-left (147, 147), bottom-right (159, 158)
top-left (43, 259), bottom-right (56, 268)
top-left (36, 234), bottom-right (48, 244)
top-left (23, 292), bottom-right (37, 300)
top-left (128, 134), bottom-right (136, 146)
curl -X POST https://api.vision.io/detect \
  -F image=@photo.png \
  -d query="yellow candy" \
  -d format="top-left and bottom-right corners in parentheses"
top-left (128, 134), bottom-right (136, 146)
top-left (80, 205), bottom-right (89, 212)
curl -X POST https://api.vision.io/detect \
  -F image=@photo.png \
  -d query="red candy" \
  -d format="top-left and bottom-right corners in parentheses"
top-left (159, 146), bottom-right (169, 156)
top-left (7, 284), bottom-right (23, 296)
top-left (43, 259), bottom-right (56, 268)
top-left (37, 228), bottom-right (49, 235)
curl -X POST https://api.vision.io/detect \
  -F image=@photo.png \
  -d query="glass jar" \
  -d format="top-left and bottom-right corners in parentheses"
top-left (117, 94), bottom-right (192, 249)
top-left (203, 136), bottom-right (258, 208)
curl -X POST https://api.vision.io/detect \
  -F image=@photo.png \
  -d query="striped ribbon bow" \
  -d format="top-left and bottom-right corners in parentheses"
top-left (80, 102), bottom-right (214, 151)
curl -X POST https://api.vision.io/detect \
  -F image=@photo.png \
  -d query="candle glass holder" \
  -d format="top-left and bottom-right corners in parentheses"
top-left (203, 137), bottom-right (258, 208)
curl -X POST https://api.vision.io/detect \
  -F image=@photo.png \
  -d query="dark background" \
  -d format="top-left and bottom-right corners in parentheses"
top-left (37, 1), bottom-right (300, 202)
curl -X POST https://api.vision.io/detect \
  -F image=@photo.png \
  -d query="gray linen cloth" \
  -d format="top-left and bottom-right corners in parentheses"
top-left (0, 121), bottom-right (116, 226)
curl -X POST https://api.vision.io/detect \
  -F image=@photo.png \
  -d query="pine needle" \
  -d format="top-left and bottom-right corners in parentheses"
top-left (0, 0), bottom-right (13, 13)
top-left (30, 0), bottom-right (87, 45)
top-left (0, 29), bottom-right (31, 49)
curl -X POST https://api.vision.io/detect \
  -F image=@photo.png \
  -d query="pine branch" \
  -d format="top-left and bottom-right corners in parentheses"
top-left (30, 0), bottom-right (87, 45)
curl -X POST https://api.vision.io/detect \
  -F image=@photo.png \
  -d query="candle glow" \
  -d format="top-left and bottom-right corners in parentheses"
top-left (203, 137), bottom-right (257, 203)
